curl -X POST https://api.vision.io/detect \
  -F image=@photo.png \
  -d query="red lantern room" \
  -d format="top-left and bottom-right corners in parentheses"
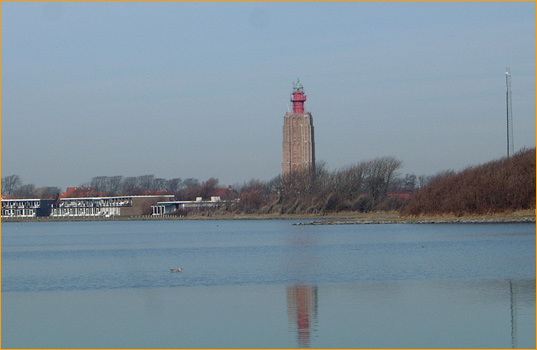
top-left (291, 79), bottom-right (307, 114)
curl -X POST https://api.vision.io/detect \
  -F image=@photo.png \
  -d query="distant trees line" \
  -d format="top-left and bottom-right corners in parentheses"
top-left (0, 174), bottom-right (223, 202)
top-left (82, 175), bottom-right (210, 198)
top-left (1, 175), bottom-right (62, 200)
top-left (3, 149), bottom-right (533, 216)
top-left (83, 176), bottom-right (227, 202)
top-left (1, 156), bottom-right (431, 214)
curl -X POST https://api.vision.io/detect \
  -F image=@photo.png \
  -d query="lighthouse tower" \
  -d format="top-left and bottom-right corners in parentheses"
top-left (283, 80), bottom-right (315, 176)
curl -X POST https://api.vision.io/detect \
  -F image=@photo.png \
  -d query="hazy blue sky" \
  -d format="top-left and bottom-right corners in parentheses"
top-left (2, 1), bottom-right (535, 189)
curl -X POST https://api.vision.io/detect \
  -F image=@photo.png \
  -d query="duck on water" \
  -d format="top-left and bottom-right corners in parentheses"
top-left (170, 268), bottom-right (182, 273)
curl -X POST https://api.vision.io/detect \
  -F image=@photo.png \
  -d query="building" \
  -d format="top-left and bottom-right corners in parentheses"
top-left (152, 196), bottom-right (224, 216)
top-left (283, 79), bottom-right (315, 176)
top-left (50, 195), bottom-right (174, 217)
top-left (1, 198), bottom-right (56, 218)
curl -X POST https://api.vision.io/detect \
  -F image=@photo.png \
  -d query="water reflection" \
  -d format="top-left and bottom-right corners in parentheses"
top-left (509, 281), bottom-right (515, 349)
top-left (287, 285), bottom-right (318, 348)
top-left (283, 278), bottom-right (533, 348)
top-left (285, 228), bottom-right (319, 348)
top-left (505, 278), bottom-right (536, 349)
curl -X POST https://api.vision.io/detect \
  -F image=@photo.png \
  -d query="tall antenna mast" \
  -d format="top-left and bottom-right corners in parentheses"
top-left (505, 68), bottom-right (514, 158)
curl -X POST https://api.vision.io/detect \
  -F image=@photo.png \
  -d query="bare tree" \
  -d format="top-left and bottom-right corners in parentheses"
top-left (333, 163), bottom-right (366, 201)
top-left (89, 176), bottom-right (109, 193)
top-left (183, 178), bottom-right (200, 189)
top-left (166, 178), bottom-right (184, 193)
top-left (153, 178), bottom-right (168, 192)
top-left (363, 156), bottom-right (403, 204)
top-left (38, 186), bottom-right (62, 199)
top-left (2, 174), bottom-right (22, 196)
top-left (108, 176), bottom-right (123, 195)
top-left (121, 177), bottom-right (140, 195)
top-left (238, 179), bottom-right (270, 195)
top-left (13, 184), bottom-right (38, 198)
top-left (137, 175), bottom-right (155, 191)
top-left (180, 178), bottom-right (219, 200)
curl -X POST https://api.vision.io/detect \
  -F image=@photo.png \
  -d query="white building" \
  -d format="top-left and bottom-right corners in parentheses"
top-left (51, 195), bottom-right (175, 217)
top-left (1, 199), bottom-right (56, 218)
top-left (152, 196), bottom-right (224, 216)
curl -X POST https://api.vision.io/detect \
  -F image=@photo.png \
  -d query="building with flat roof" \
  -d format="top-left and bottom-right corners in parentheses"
top-left (152, 196), bottom-right (225, 216)
top-left (1, 198), bottom-right (56, 218)
top-left (51, 195), bottom-right (174, 217)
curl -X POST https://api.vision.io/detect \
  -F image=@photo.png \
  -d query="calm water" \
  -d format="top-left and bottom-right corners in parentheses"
top-left (1, 220), bottom-right (535, 348)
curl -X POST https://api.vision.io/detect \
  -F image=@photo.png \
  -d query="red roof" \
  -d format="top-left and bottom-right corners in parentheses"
top-left (387, 193), bottom-right (411, 200)
top-left (61, 187), bottom-right (102, 198)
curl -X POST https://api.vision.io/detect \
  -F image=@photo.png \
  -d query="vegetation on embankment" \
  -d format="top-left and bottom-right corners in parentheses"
top-left (3, 149), bottom-right (534, 221)
top-left (400, 148), bottom-right (536, 217)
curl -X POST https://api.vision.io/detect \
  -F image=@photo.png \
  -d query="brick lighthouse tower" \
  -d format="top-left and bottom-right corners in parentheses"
top-left (283, 80), bottom-right (315, 176)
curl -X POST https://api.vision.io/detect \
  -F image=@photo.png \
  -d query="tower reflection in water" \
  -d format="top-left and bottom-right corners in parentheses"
top-left (286, 285), bottom-right (318, 348)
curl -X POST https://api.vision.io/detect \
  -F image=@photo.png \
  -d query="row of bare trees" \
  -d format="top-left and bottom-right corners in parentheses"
top-left (0, 174), bottom-right (219, 200)
top-left (2, 156), bottom-right (422, 214)
top-left (82, 175), bottom-right (202, 196)
top-left (231, 156), bottom-right (409, 214)
top-left (1, 175), bottom-right (62, 199)
top-left (82, 175), bottom-right (228, 201)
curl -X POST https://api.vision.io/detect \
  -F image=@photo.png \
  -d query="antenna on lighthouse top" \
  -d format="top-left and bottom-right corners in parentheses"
top-left (293, 78), bottom-right (304, 92)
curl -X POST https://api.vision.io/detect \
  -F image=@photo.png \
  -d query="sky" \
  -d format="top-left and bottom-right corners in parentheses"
top-left (2, 1), bottom-right (535, 190)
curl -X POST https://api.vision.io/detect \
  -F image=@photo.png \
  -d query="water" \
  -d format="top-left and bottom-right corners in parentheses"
top-left (2, 220), bottom-right (535, 348)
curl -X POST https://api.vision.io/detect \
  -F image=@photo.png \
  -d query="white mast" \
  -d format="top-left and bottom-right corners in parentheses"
top-left (505, 68), bottom-right (514, 158)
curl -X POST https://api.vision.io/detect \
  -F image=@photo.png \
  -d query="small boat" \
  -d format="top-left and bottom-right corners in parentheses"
top-left (170, 268), bottom-right (182, 273)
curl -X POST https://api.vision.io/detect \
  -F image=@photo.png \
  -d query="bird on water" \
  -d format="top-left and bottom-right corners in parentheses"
top-left (170, 268), bottom-right (182, 273)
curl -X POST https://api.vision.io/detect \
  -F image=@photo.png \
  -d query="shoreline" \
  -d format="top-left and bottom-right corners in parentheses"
top-left (1, 210), bottom-right (535, 224)
top-left (295, 217), bottom-right (536, 225)
top-left (294, 209), bottom-right (536, 225)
